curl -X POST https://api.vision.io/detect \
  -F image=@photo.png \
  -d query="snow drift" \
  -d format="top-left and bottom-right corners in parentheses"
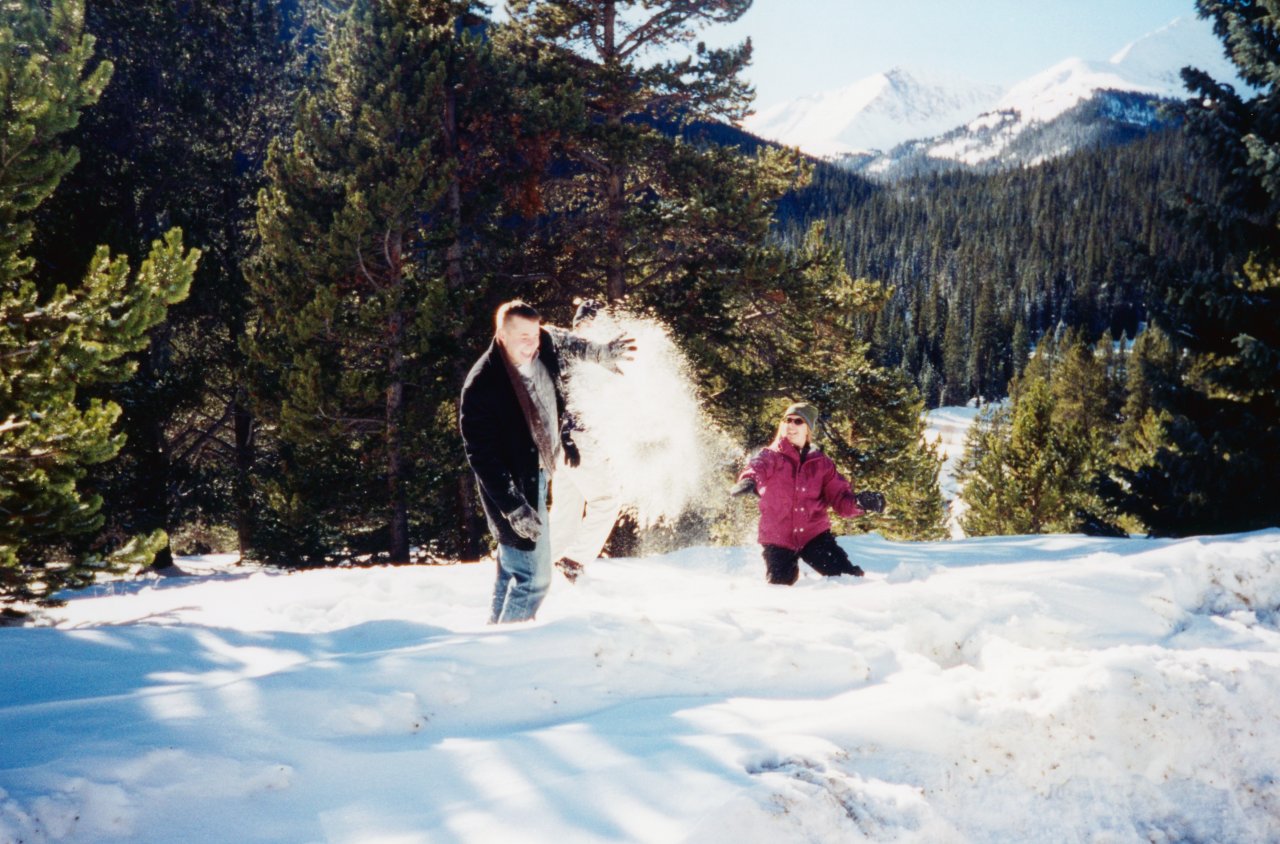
top-left (2, 529), bottom-right (1279, 843)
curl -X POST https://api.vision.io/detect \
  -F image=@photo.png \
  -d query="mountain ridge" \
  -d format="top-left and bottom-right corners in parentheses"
top-left (741, 16), bottom-right (1243, 178)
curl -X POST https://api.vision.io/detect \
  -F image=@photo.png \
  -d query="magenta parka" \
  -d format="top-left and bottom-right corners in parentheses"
top-left (739, 438), bottom-right (864, 551)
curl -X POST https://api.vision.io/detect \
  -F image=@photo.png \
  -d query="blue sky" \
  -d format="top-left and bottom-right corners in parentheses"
top-left (699, 0), bottom-right (1204, 109)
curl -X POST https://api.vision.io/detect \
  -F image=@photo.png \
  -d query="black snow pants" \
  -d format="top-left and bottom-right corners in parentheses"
top-left (762, 530), bottom-right (865, 585)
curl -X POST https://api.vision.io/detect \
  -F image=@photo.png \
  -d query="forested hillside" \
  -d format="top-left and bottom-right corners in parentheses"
top-left (3, 0), bottom-right (946, 608)
top-left (2, 0), bottom-right (1275, 611)
top-left (780, 127), bottom-right (1221, 406)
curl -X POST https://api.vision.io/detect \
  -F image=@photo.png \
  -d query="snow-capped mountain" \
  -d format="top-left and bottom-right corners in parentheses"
top-left (996, 16), bottom-right (1234, 128)
top-left (741, 67), bottom-right (1003, 159)
top-left (744, 16), bottom-right (1245, 178)
top-left (860, 88), bottom-right (1174, 181)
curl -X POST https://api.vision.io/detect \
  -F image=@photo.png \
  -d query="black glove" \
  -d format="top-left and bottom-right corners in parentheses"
top-left (560, 414), bottom-right (582, 467)
top-left (506, 502), bottom-right (542, 541)
top-left (854, 491), bottom-right (886, 514)
top-left (563, 437), bottom-right (581, 468)
top-left (729, 477), bottom-right (758, 497)
top-left (851, 565), bottom-right (865, 577)
top-left (573, 298), bottom-right (604, 328)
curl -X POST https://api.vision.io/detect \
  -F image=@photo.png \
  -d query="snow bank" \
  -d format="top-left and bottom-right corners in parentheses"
top-left (2, 530), bottom-right (1279, 843)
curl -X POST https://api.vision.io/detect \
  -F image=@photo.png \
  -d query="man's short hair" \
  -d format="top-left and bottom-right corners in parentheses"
top-left (495, 300), bottom-right (541, 331)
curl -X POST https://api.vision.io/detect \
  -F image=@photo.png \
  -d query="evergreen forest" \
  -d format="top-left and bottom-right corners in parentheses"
top-left (783, 129), bottom-right (1220, 408)
top-left (2, 0), bottom-right (1276, 612)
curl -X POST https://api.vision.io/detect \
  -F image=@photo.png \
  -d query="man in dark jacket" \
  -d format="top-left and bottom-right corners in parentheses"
top-left (459, 300), bottom-right (633, 623)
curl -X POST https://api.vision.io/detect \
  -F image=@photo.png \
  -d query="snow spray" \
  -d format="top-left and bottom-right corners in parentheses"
top-left (563, 310), bottom-right (741, 551)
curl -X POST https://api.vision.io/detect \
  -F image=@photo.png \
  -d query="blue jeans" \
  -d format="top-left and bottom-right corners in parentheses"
top-left (490, 470), bottom-right (551, 623)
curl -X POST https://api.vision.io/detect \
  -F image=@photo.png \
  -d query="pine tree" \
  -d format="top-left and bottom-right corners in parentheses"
top-left (962, 378), bottom-right (1065, 535)
top-left (506, 0), bottom-right (754, 304)
top-left (940, 295), bottom-right (968, 405)
top-left (1, 0), bottom-right (198, 607)
top-left (954, 403), bottom-right (1016, 536)
top-left (876, 415), bottom-right (949, 542)
top-left (1116, 0), bottom-right (1280, 535)
top-left (1101, 326), bottom-right (1178, 533)
top-left (969, 278), bottom-right (1001, 401)
top-left (247, 0), bottom-right (513, 564)
top-left (1011, 317), bottom-right (1031, 378)
top-left (31, 0), bottom-right (303, 564)
top-left (960, 330), bottom-right (1127, 537)
top-left (1045, 332), bottom-right (1125, 534)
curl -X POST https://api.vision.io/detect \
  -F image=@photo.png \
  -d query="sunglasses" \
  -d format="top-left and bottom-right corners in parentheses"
top-left (784, 416), bottom-right (808, 426)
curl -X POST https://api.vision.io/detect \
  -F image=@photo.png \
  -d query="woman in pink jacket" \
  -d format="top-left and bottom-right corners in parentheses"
top-left (732, 402), bottom-right (885, 585)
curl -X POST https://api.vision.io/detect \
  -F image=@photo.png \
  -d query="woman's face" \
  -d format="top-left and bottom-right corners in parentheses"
top-left (782, 414), bottom-right (809, 448)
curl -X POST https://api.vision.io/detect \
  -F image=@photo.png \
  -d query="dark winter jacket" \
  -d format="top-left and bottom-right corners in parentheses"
top-left (739, 438), bottom-right (864, 551)
top-left (459, 326), bottom-right (611, 549)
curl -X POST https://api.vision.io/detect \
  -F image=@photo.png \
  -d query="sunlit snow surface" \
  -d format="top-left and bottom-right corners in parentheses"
top-left (3, 530), bottom-right (1280, 843)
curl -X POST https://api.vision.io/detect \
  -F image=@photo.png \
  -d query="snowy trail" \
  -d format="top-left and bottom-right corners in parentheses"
top-left (2, 531), bottom-right (1280, 843)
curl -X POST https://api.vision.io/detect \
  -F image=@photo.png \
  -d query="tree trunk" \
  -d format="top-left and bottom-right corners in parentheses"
top-left (459, 474), bottom-right (483, 561)
top-left (441, 33), bottom-right (483, 560)
top-left (606, 162), bottom-right (627, 303)
top-left (387, 364), bottom-right (409, 564)
top-left (141, 326), bottom-right (175, 569)
top-left (386, 233), bottom-right (410, 565)
top-left (443, 64), bottom-right (466, 297)
top-left (601, 1), bottom-right (627, 303)
top-left (233, 386), bottom-right (254, 562)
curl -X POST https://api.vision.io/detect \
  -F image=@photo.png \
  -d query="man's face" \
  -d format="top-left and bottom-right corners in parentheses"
top-left (497, 315), bottom-right (540, 366)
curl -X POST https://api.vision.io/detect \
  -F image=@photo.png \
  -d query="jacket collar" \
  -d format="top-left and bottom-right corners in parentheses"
top-left (773, 437), bottom-right (816, 465)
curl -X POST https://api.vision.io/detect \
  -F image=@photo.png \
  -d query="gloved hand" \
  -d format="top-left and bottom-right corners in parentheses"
top-left (563, 437), bottom-right (581, 468)
top-left (602, 333), bottom-right (637, 373)
top-left (729, 477), bottom-right (758, 497)
top-left (506, 502), bottom-right (542, 541)
top-left (851, 565), bottom-right (865, 577)
top-left (573, 298), bottom-right (604, 328)
top-left (854, 491), bottom-right (886, 514)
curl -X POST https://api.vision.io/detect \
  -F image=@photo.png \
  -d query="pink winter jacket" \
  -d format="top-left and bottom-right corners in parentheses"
top-left (739, 438), bottom-right (864, 551)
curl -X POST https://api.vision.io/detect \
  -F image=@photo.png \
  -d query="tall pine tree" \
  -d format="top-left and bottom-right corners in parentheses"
top-left (1116, 0), bottom-right (1280, 534)
top-left (0, 0), bottom-right (197, 607)
top-left (31, 0), bottom-right (303, 564)
top-left (506, 0), bottom-right (754, 304)
top-left (247, 0), bottom-right (518, 564)
top-left (956, 379), bottom-right (1066, 536)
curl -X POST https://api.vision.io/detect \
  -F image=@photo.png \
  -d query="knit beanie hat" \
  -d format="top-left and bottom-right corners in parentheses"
top-left (783, 402), bottom-right (818, 432)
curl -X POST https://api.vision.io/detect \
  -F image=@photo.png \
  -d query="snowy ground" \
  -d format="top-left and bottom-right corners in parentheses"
top-left (922, 405), bottom-right (982, 538)
top-left (3, 530), bottom-right (1280, 843)
top-left (922, 405), bottom-right (979, 501)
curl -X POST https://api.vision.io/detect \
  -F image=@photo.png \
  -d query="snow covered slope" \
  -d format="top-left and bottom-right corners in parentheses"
top-left (922, 405), bottom-right (979, 502)
top-left (923, 405), bottom-right (982, 538)
top-left (3, 529), bottom-right (1279, 843)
